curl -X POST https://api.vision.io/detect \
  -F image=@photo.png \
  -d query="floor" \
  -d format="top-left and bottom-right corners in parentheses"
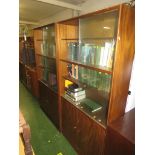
top-left (19, 82), bottom-right (77, 155)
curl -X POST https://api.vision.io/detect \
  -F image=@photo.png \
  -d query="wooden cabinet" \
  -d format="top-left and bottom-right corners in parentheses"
top-left (57, 3), bottom-right (135, 155)
top-left (105, 109), bottom-right (135, 155)
top-left (34, 25), bottom-right (59, 129)
top-left (62, 97), bottom-right (105, 155)
top-left (25, 66), bottom-right (39, 98)
top-left (19, 61), bottom-right (27, 85)
top-left (39, 80), bottom-right (59, 129)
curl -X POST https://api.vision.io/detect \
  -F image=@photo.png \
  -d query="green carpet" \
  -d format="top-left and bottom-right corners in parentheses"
top-left (19, 82), bottom-right (77, 155)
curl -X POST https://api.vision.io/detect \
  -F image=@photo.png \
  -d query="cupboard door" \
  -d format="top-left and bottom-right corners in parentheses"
top-left (48, 90), bottom-right (59, 128)
top-left (62, 98), bottom-right (80, 151)
top-left (30, 70), bottom-right (39, 98)
top-left (77, 110), bottom-right (105, 155)
top-left (39, 81), bottom-right (49, 109)
top-left (62, 98), bottom-right (105, 155)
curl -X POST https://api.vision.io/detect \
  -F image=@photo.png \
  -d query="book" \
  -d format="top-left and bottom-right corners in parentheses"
top-left (67, 84), bottom-right (83, 93)
top-left (66, 89), bottom-right (85, 97)
top-left (71, 64), bottom-right (75, 78)
top-left (99, 46), bottom-right (104, 66)
top-left (102, 42), bottom-right (111, 67)
top-left (67, 64), bottom-right (72, 77)
top-left (95, 46), bottom-right (101, 66)
top-left (68, 42), bottom-right (74, 60)
top-left (90, 45), bottom-right (95, 65)
top-left (28, 48), bottom-right (35, 64)
top-left (65, 93), bottom-right (86, 102)
top-left (106, 40), bottom-right (115, 69)
top-left (64, 94), bottom-right (81, 105)
top-left (75, 65), bottom-right (78, 79)
top-left (81, 98), bottom-right (102, 113)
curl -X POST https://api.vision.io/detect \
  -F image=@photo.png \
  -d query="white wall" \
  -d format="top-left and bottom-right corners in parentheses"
top-left (37, 9), bottom-right (79, 27)
top-left (125, 59), bottom-right (135, 113)
top-left (80, 0), bottom-right (130, 15)
top-left (36, 0), bottom-right (130, 27)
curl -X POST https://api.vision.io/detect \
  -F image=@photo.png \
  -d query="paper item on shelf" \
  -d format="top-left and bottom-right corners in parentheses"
top-left (71, 64), bottom-right (75, 78)
top-left (95, 46), bottom-right (101, 66)
top-left (67, 90), bottom-right (85, 98)
top-left (99, 46), bottom-right (105, 66)
top-left (65, 93), bottom-right (86, 102)
top-left (75, 65), bottom-right (78, 79)
top-left (106, 40), bottom-right (115, 69)
top-left (81, 98), bottom-right (102, 113)
top-left (102, 42), bottom-right (111, 67)
top-left (90, 46), bottom-right (95, 65)
top-left (52, 45), bottom-right (56, 57)
top-left (40, 43), bottom-right (43, 55)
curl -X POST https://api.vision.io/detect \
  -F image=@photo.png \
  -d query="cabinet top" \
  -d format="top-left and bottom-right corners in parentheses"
top-left (108, 108), bottom-right (135, 144)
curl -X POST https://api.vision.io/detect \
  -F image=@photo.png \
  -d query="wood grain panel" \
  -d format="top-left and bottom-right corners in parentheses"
top-left (62, 97), bottom-right (105, 155)
top-left (108, 4), bottom-right (135, 124)
top-left (39, 80), bottom-right (59, 129)
top-left (34, 29), bottom-right (43, 55)
top-left (105, 109), bottom-right (135, 155)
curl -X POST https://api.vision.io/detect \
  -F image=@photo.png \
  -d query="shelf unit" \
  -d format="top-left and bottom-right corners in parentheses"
top-left (19, 37), bottom-right (36, 67)
top-left (19, 36), bottom-right (39, 98)
top-left (56, 3), bottom-right (135, 155)
top-left (34, 24), bottom-right (59, 129)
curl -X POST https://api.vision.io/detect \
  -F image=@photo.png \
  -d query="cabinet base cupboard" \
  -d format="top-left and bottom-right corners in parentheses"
top-left (39, 80), bottom-right (59, 129)
top-left (62, 97), bottom-right (105, 155)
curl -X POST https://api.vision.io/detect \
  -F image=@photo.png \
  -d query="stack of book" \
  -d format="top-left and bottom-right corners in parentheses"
top-left (65, 83), bottom-right (86, 102)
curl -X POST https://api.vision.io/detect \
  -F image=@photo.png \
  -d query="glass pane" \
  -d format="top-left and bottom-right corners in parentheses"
top-left (63, 63), bottom-right (112, 126)
top-left (42, 26), bottom-right (56, 57)
top-left (79, 10), bottom-right (119, 39)
top-left (67, 40), bottom-right (115, 70)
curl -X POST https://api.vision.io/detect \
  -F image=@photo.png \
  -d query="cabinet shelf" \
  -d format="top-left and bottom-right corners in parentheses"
top-left (36, 38), bottom-right (55, 41)
top-left (37, 65), bottom-right (53, 71)
top-left (36, 53), bottom-right (56, 60)
top-left (61, 37), bottom-right (114, 41)
top-left (60, 58), bottom-right (112, 75)
top-left (63, 75), bottom-right (110, 101)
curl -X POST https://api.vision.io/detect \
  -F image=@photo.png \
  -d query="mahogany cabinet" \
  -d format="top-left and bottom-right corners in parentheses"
top-left (19, 61), bottom-right (27, 85)
top-left (105, 108), bottom-right (135, 155)
top-left (25, 66), bottom-right (39, 98)
top-left (39, 80), bottom-right (59, 129)
top-left (62, 97), bottom-right (105, 155)
top-left (57, 3), bottom-right (135, 155)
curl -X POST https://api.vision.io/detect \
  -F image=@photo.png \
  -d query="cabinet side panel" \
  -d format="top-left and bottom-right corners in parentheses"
top-left (108, 5), bottom-right (135, 124)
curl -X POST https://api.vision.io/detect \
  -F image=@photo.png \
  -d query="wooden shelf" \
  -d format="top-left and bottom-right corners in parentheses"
top-left (36, 53), bottom-right (56, 60)
top-left (61, 37), bottom-right (114, 41)
top-left (36, 38), bottom-right (55, 41)
top-left (60, 59), bottom-right (112, 75)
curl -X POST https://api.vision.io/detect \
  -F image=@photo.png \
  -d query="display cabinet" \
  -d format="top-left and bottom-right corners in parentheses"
top-left (56, 3), bottom-right (134, 155)
top-left (19, 37), bottom-right (36, 67)
top-left (19, 36), bottom-right (38, 97)
top-left (34, 24), bottom-right (59, 129)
